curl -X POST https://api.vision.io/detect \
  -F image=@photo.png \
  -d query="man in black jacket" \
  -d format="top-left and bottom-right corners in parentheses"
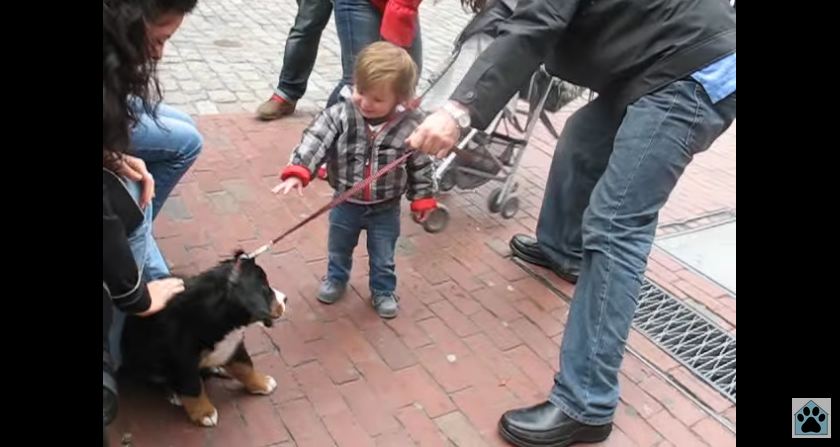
top-left (407, 0), bottom-right (735, 445)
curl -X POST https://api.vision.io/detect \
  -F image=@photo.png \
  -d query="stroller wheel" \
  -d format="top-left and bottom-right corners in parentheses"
top-left (501, 196), bottom-right (520, 219)
top-left (422, 205), bottom-right (450, 233)
top-left (487, 188), bottom-right (503, 213)
top-left (439, 169), bottom-right (456, 192)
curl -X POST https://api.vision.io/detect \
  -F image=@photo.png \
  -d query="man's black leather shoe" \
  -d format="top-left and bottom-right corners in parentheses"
top-left (498, 401), bottom-right (612, 447)
top-left (509, 235), bottom-right (579, 284)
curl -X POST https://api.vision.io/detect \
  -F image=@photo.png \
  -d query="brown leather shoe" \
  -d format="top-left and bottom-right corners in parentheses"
top-left (256, 94), bottom-right (296, 121)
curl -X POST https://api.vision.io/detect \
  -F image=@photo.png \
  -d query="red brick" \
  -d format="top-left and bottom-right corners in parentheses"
top-left (723, 406), bottom-right (736, 425)
top-left (445, 244), bottom-right (493, 275)
top-left (647, 410), bottom-right (708, 447)
top-left (292, 361), bottom-right (349, 417)
top-left (375, 429), bottom-right (415, 446)
top-left (361, 324), bottom-right (415, 370)
top-left (278, 398), bottom-right (337, 447)
top-left (393, 364), bottom-right (456, 418)
top-left (207, 384), bottom-right (257, 447)
top-left (511, 277), bottom-right (566, 312)
top-left (399, 270), bottom-right (445, 303)
top-left (289, 305), bottom-right (328, 342)
top-left (691, 417), bottom-right (735, 447)
top-left (416, 344), bottom-right (495, 393)
top-left (471, 286), bottom-right (522, 323)
top-left (538, 268), bottom-right (577, 299)
top-left (325, 319), bottom-right (381, 364)
top-left (627, 331), bottom-right (679, 372)
top-left (463, 334), bottom-right (541, 403)
top-left (669, 367), bottom-right (733, 413)
top-left (354, 359), bottom-right (414, 410)
top-left (339, 379), bottom-right (401, 436)
top-left (196, 170), bottom-right (226, 193)
top-left (508, 318), bottom-right (559, 363)
top-left (238, 394), bottom-right (292, 446)
top-left (613, 401), bottom-right (664, 447)
top-left (399, 292), bottom-right (437, 322)
top-left (512, 298), bottom-right (565, 337)
top-left (596, 427), bottom-right (639, 447)
top-left (322, 410), bottom-right (377, 447)
top-left (266, 321), bottom-right (317, 367)
top-left (671, 280), bottom-right (721, 312)
top-left (469, 309), bottom-right (523, 351)
top-left (429, 299), bottom-right (481, 337)
top-left (251, 353), bottom-right (305, 405)
top-left (485, 238), bottom-right (512, 257)
top-left (619, 353), bottom-right (655, 384)
top-left (618, 374), bottom-right (663, 418)
top-left (441, 257), bottom-right (485, 292)
top-left (505, 345), bottom-right (556, 387)
top-left (396, 405), bottom-right (450, 447)
top-left (644, 266), bottom-right (681, 288)
top-left (433, 281), bottom-right (482, 316)
top-left (385, 313), bottom-right (433, 349)
top-left (713, 303), bottom-right (736, 327)
top-left (111, 382), bottom-right (204, 447)
top-left (434, 411), bottom-right (486, 446)
top-left (414, 259), bottom-right (451, 285)
top-left (480, 250), bottom-right (529, 282)
top-left (452, 385), bottom-right (519, 438)
top-left (307, 339), bottom-right (359, 385)
top-left (417, 317), bottom-right (472, 358)
top-left (649, 250), bottom-right (685, 272)
top-left (638, 375), bottom-right (706, 426)
top-left (675, 269), bottom-right (731, 298)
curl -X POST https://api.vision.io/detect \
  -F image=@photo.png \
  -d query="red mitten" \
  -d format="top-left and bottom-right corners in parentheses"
top-left (279, 165), bottom-right (312, 187)
top-left (410, 197), bottom-right (437, 222)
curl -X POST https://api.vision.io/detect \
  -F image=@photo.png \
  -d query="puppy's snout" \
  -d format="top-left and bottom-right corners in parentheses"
top-left (271, 288), bottom-right (287, 318)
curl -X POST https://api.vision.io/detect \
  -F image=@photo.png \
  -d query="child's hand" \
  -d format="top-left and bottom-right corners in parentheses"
top-left (272, 177), bottom-right (303, 196)
top-left (410, 198), bottom-right (438, 223)
top-left (413, 209), bottom-right (432, 222)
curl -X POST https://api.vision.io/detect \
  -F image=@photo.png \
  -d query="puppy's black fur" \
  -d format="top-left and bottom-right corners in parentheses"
top-left (121, 251), bottom-right (282, 401)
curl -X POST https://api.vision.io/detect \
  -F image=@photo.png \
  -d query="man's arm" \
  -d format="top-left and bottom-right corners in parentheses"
top-left (451, 0), bottom-right (582, 129)
top-left (407, 0), bottom-right (581, 156)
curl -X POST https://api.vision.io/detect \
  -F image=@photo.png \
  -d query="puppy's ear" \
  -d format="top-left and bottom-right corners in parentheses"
top-left (228, 255), bottom-right (245, 285)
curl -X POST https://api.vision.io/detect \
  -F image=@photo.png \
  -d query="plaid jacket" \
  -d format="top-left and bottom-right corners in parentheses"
top-left (281, 89), bottom-right (434, 203)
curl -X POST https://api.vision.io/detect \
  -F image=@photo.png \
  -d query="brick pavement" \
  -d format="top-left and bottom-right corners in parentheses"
top-left (107, 103), bottom-right (736, 445)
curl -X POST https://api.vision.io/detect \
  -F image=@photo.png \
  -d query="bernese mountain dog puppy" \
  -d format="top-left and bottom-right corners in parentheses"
top-left (121, 251), bottom-right (286, 427)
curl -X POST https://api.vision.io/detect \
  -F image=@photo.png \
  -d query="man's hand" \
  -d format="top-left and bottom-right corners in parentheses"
top-left (272, 177), bottom-right (304, 196)
top-left (405, 108), bottom-right (459, 159)
top-left (115, 155), bottom-right (155, 209)
top-left (138, 278), bottom-right (185, 317)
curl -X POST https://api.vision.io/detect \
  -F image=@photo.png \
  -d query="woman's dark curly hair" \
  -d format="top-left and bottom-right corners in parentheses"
top-left (103, 0), bottom-right (161, 171)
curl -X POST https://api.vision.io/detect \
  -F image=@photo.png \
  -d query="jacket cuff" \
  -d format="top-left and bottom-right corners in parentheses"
top-left (280, 165), bottom-right (312, 187)
top-left (411, 197), bottom-right (437, 213)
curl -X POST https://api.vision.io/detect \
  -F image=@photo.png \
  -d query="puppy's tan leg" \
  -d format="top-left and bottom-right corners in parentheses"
top-left (180, 382), bottom-right (218, 427)
top-left (225, 342), bottom-right (277, 395)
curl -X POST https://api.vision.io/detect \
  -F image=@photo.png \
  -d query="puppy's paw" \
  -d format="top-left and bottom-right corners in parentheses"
top-left (249, 375), bottom-right (277, 395)
top-left (192, 407), bottom-right (218, 427)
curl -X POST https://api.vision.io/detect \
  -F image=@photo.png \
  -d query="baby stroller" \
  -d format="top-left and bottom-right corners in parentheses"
top-left (412, 0), bottom-right (586, 232)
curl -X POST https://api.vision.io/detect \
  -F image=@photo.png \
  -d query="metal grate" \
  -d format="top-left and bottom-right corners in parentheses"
top-left (633, 279), bottom-right (736, 402)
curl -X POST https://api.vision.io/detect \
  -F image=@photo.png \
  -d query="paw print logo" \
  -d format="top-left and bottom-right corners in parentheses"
top-left (795, 400), bottom-right (829, 436)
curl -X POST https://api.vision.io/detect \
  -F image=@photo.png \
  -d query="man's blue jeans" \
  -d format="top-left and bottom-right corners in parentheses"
top-left (538, 79), bottom-right (736, 424)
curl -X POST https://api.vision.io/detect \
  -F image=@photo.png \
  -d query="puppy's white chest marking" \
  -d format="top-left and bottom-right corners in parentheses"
top-left (200, 328), bottom-right (245, 368)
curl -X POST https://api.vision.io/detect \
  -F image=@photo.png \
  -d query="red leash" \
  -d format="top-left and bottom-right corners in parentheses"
top-left (247, 150), bottom-right (416, 258)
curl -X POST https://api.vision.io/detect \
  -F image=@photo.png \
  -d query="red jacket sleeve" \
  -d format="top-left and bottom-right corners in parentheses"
top-left (380, 0), bottom-right (422, 48)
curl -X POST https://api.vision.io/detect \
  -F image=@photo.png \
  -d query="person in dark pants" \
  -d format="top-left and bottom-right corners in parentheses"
top-left (257, 0), bottom-right (334, 120)
top-left (407, 0), bottom-right (736, 445)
